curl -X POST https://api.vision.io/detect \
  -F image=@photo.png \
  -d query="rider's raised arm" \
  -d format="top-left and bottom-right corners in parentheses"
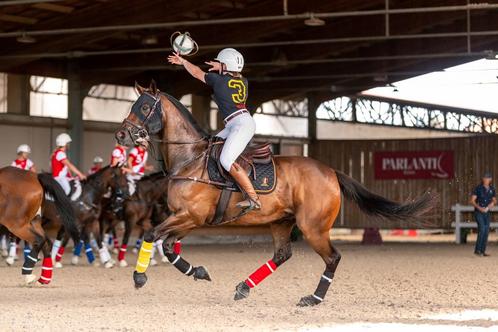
top-left (168, 53), bottom-right (206, 83)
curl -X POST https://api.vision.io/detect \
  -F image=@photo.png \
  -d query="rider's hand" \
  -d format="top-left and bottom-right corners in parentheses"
top-left (79, 173), bottom-right (87, 181)
top-left (168, 52), bottom-right (184, 65)
top-left (205, 61), bottom-right (221, 72)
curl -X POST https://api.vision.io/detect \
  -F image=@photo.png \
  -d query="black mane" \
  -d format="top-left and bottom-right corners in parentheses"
top-left (140, 171), bottom-right (167, 182)
top-left (83, 165), bottom-right (111, 185)
top-left (162, 92), bottom-right (209, 137)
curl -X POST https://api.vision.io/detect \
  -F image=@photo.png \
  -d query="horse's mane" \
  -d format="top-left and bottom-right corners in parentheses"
top-left (162, 92), bottom-right (209, 138)
top-left (139, 171), bottom-right (167, 182)
top-left (83, 165), bottom-right (111, 185)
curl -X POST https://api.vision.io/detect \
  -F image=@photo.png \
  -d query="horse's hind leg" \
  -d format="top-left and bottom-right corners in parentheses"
top-left (234, 218), bottom-right (294, 301)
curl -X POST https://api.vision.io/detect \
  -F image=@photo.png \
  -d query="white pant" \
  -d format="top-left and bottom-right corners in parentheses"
top-left (54, 176), bottom-right (71, 195)
top-left (127, 173), bottom-right (143, 195)
top-left (216, 112), bottom-right (256, 171)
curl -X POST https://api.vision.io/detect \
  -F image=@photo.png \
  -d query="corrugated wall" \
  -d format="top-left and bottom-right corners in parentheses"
top-left (309, 135), bottom-right (498, 229)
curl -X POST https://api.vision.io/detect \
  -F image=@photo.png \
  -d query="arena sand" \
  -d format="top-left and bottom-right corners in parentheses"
top-left (0, 242), bottom-right (497, 331)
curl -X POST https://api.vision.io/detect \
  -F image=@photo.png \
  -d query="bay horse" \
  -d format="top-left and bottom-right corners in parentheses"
top-left (100, 172), bottom-right (170, 267)
top-left (0, 167), bottom-right (78, 284)
top-left (44, 165), bottom-right (128, 268)
top-left (116, 82), bottom-right (433, 306)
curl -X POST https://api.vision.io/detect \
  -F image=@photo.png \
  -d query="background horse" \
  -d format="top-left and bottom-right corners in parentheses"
top-left (116, 82), bottom-right (434, 306)
top-left (0, 167), bottom-right (78, 284)
top-left (44, 165), bottom-right (128, 268)
top-left (100, 172), bottom-right (170, 267)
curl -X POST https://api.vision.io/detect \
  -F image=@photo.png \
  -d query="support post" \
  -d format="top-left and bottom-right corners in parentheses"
top-left (307, 92), bottom-right (318, 141)
top-left (191, 94), bottom-right (211, 132)
top-left (7, 74), bottom-right (30, 115)
top-left (67, 62), bottom-right (86, 167)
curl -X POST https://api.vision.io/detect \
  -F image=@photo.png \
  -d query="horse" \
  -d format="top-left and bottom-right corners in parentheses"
top-left (0, 167), bottom-right (78, 284)
top-left (43, 165), bottom-right (128, 268)
top-left (100, 172), bottom-right (171, 267)
top-left (115, 81), bottom-right (434, 306)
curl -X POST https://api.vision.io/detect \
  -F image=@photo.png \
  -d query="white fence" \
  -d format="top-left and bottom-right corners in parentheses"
top-left (451, 204), bottom-right (498, 243)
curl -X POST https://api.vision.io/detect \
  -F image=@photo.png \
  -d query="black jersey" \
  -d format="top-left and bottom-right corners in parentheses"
top-left (205, 72), bottom-right (248, 119)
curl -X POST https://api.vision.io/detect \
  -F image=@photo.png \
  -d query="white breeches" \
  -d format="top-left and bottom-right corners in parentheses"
top-left (216, 113), bottom-right (256, 171)
top-left (127, 173), bottom-right (143, 195)
top-left (54, 176), bottom-right (70, 195)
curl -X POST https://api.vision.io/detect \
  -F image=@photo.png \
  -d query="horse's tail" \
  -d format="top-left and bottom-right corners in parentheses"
top-left (37, 173), bottom-right (79, 243)
top-left (335, 170), bottom-right (434, 222)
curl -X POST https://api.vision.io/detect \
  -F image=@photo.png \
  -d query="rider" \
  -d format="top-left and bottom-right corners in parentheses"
top-left (51, 133), bottom-right (87, 196)
top-left (88, 156), bottom-right (104, 175)
top-left (168, 48), bottom-right (260, 210)
top-left (127, 144), bottom-right (152, 195)
top-left (11, 144), bottom-right (36, 172)
top-left (110, 143), bottom-right (129, 167)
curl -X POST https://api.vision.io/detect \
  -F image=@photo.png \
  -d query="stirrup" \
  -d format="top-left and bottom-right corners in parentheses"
top-left (236, 198), bottom-right (261, 211)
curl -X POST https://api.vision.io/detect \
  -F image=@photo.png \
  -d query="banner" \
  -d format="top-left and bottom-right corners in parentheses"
top-left (374, 151), bottom-right (454, 180)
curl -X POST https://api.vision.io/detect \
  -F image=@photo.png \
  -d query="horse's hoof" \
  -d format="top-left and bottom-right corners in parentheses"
top-left (234, 282), bottom-right (250, 301)
top-left (119, 260), bottom-right (128, 267)
top-left (161, 256), bottom-right (169, 264)
top-left (71, 256), bottom-right (79, 265)
top-left (5, 256), bottom-right (15, 266)
top-left (112, 248), bottom-right (119, 255)
top-left (54, 261), bottom-right (63, 269)
top-left (150, 259), bottom-right (158, 267)
top-left (133, 271), bottom-right (147, 289)
top-left (104, 260), bottom-right (114, 269)
top-left (193, 266), bottom-right (211, 281)
top-left (24, 274), bottom-right (37, 285)
top-left (297, 295), bottom-right (322, 307)
top-left (1, 249), bottom-right (8, 257)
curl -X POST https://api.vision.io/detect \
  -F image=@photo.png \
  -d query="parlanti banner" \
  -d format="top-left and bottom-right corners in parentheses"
top-left (374, 151), bottom-right (454, 180)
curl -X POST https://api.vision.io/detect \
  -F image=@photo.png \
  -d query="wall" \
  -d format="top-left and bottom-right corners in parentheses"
top-left (309, 135), bottom-right (498, 229)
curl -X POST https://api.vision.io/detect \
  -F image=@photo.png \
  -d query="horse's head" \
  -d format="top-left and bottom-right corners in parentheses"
top-left (90, 165), bottom-right (130, 199)
top-left (116, 81), bottom-right (163, 148)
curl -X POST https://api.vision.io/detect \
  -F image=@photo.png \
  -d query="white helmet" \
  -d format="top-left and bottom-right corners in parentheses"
top-left (215, 48), bottom-right (244, 72)
top-left (93, 156), bottom-right (104, 163)
top-left (56, 133), bottom-right (72, 147)
top-left (17, 144), bottom-right (31, 154)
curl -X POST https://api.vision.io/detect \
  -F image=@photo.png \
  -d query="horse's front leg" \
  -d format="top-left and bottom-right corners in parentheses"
top-left (133, 213), bottom-right (210, 289)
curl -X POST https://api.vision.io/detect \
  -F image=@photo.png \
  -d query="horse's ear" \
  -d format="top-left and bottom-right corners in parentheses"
top-left (135, 81), bottom-right (146, 95)
top-left (150, 79), bottom-right (157, 94)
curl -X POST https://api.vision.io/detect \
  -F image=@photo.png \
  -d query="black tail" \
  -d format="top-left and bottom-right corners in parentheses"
top-left (37, 173), bottom-right (79, 243)
top-left (335, 171), bottom-right (434, 222)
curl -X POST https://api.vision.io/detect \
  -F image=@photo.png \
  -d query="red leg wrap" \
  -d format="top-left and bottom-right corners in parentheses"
top-left (55, 246), bottom-right (65, 262)
top-left (173, 241), bottom-right (182, 255)
top-left (113, 238), bottom-right (119, 249)
top-left (118, 244), bottom-right (127, 261)
top-left (245, 260), bottom-right (277, 288)
top-left (38, 257), bottom-right (53, 284)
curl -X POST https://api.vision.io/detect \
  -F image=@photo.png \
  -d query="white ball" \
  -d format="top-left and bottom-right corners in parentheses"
top-left (173, 34), bottom-right (194, 55)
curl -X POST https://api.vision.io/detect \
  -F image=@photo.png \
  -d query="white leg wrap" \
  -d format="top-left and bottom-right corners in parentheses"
top-left (8, 242), bottom-right (17, 258)
top-left (155, 240), bottom-right (165, 258)
top-left (51, 240), bottom-right (61, 260)
top-left (99, 247), bottom-right (111, 264)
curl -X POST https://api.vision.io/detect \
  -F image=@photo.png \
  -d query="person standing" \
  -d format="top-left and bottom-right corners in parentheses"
top-left (470, 172), bottom-right (496, 256)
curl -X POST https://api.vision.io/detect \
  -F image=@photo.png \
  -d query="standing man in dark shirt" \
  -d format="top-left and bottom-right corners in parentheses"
top-left (470, 172), bottom-right (496, 256)
top-left (167, 48), bottom-right (261, 211)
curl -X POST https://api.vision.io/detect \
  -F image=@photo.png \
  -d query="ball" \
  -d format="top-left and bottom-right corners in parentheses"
top-left (172, 34), bottom-right (195, 55)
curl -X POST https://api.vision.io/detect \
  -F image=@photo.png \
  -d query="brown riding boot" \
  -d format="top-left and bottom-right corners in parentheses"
top-left (229, 163), bottom-right (261, 210)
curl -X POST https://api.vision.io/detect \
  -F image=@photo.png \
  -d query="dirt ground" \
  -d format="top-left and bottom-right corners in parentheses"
top-left (0, 241), bottom-right (498, 331)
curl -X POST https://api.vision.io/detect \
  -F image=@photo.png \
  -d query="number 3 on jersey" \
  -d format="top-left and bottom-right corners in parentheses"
top-left (228, 79), bottom-right (247, 104)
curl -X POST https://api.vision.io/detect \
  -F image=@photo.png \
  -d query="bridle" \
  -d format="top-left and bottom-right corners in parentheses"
top-left (124, 90), bottom-right (207, 146)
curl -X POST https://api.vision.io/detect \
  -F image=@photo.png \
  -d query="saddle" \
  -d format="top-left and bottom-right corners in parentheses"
top-left (206, 137), bottom-right (277, 226)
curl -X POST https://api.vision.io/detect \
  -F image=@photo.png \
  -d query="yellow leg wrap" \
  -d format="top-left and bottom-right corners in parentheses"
top-left (135, 241), bottom-right (153, 273)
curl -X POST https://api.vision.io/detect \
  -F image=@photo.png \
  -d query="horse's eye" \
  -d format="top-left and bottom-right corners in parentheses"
top-left (141, 104), bottom-right (151, 114)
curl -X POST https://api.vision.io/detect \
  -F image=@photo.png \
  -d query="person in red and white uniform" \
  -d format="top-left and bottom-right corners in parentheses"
top-left (127, 144), bottom-right (153, 195)
top-left (110, 143), bottom-right (129, 167)
top-left (51, 133), bottom-right (87, 195)
top-left (88, 156), bottom-right (104, 175)
top-left (11, 144), bottom-right (36, 173)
